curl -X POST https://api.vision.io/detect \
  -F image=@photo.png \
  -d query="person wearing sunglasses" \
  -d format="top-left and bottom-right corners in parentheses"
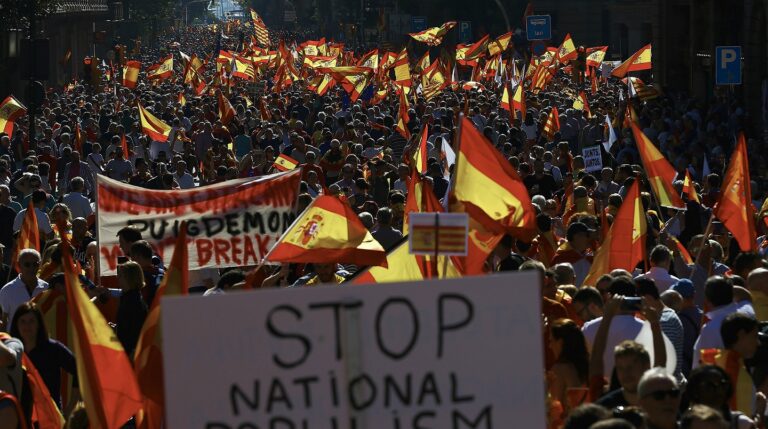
top-left (637, 367), bottom-right (681, 429)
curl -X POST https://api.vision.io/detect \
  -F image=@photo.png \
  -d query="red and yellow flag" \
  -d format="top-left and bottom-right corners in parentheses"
top-left (393, 48), bottom-right (411, 87)
top-left (714, 133), bottom-right (757, 252)
top-left (21, 352), bottom-right (65, 429)
top-left (630, 122), bottom-right (685, 209)
top-left (352, 238), bottom-right (461, 284)
top-left (512, 83), bottom-right (526, 121)
top-left (13, 200), bottom-right (40, 270)
top-left (611, 44), bottom-right (652, 78)
top-left (0, 95), bottom-right (27, 136)
top-left (177, 92), bottom-right (186, 107)
top-left (557, 33), bottom-right (577, 63)
top-left (217, 91), bottom-right (235, 125)
top-left (122, 60), bottom-right (141, 88)
top-left (583, 180), bottom-right (647, 286)
top-left (488, 32), bottom-right (513, 57)
top-left (586, 46), bottom-right (608, 68)
top-left (682, 170), bottom-right (700, 203)
top-left (357, 49), bottom-right (379, 70)
top-left (273, 154), bottom-right (299, 171)
top-left (542, 106), bottom-right (560, 141)
top-left (121, 133), bottom-right (130, 159)
top-left (395, 89), bottom-right (411, 139)
top-left (320, 66), bottom-right (374, 102)
top-left (250, 9), bottom-right (270, 48)
top-left (411, 125), bottom-right (428, 174)
top-left (266, 195), bottom-right (387, 267)
top-left (701, 349), bottom-right (754, 416)
top-left (134, 224), bottom-right (189, 429)
top-left (138, 103), bottom-right (172, 142)
top-left (573, 91), bottom-right (591, 117)
top-left (451, 116), bottom-right (536, 240)
top-left (408, 21), bottom-right (457, 46)
top-left (146, 55), bottom-right (173, 80)
top-left (74, 123), bottom-right (85, 153)
top-left (63, 248), bottom-right (143, 429)
top-left (463, 35), bottom-right (490, 63)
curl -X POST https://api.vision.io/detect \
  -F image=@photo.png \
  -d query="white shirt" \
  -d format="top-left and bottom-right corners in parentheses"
top-left (635, 267), bottom-right (680, 293)
top-left (692, 301), bottom-right (755, 368)
top-left (583, 315), bottom-right (645, 377)
top-left (12, 207), bottom-right (53, 234)
top-left (174, 172), bottom-right (195, 189)
top-left (0, 276), bottom-right (48, 330)
top-left (62, 192), bottom-right (94, 219)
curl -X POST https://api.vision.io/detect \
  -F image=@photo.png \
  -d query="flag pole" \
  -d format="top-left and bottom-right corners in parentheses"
top-left (433, 212), bottom-right (439, 279)
top-left (690, 212), bottom-right (715, 280)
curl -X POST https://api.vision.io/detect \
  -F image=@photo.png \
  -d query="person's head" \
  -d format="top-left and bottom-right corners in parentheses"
top-left (732, 252), bottom-right (763, 280)
top-left (660, 290), bottom-right (683, 312)
top-left (747, 267), bottom-right (768, 293)
top-left (70, 176), bottom-right (85, 193)
top-left (376, 207), bottom-right (393, 227)
top-left (18, 248), bottom-right (42, 280)
top-left (553, 263), bottom-right (576, 286)
top-left (31, 189), bottom-right (48, 208)
top-left (566, 222), bottom-right (594, 252)
top-left (129, 240), bottom-right (154, 267)
top-left (116, 225), bottom-right (142, 254)
top-left (314, 263), bottom-right (337, 283)
top-left (679, 405), bottom-right (728, 429)
top-left (704, 276), bottom-right (733, 308)
top-left (613, 340), bottom-right (651, 394)
top-left (608, 276), bottom-right (636, 299)
top-left (686, 365), bottom-right (734, 410)
top-left (635, 277), bottom-right (660, 301)
top-left (217, 269), bottom-right (246, 290)
top-left (563, 404), bottom-right (611, 429)
top-left (671, 279), bottom-right (695, 306)
top-left (637, 368), bottom-right (680, 429)
top-left (49, 203), bottom-right (72, 225)
top-left (10, 302), bottom-right (48, 346)
top-left (649, 245), bottom-right (672, 269)
top-left (117, 261), bottom-right (145, 291)
top-left (588, 419), bottom-right (635, 429)
top-left (573, 287), bottom-right (604, 322)
top-left (720, 312), bottom-right (759, 358)
top-left (594, 274), bottom-right (613, 301)
top-left (550, 319), bottom-right (589, 381)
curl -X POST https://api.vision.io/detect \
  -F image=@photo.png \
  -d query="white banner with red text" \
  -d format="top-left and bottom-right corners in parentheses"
top-left (96, 170), bottom-right (302, 276)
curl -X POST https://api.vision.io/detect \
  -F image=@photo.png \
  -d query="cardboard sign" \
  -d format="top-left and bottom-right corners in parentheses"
top-left (96, 170), bottom-right (301, 275)
top-left (409, 213), bottom-right (469, 256)
top-left (162, 272), bottom-right (546, 428)
top-left (582, 145), bottom-right (603, 173)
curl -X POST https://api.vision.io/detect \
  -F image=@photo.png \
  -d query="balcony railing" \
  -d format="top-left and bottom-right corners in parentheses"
top-left (54, 0), bottom-right (110, 14)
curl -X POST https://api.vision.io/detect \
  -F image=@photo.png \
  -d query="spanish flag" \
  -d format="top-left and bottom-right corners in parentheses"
top-left (583, 180), bottom-right (647, 286)
top-left (586, 46), bottom-right (608, 68)
top-left (488, 32), bottom-right (513, 57)
top-left (463, 35), bottom-right (490, 63)
top-left (351, 238), bottom-right (461, 284)
top-left (557, 33), bottom-right (577, 63)
top-left (630, 122), bottom-right (685, 209)
top-left (273, 153), bottom-right (298, 171)
top-left (408, 21), bottom-right (457, 46)
top-left (411, 125), bottom-right (428, 174)
top-left (177, 92), bottom-right (186, 107)
top-left (393, 48), bottom-right (411, 87)
top-left (573, 91), bottom-right (591, 117)
top-left (542, 106), bottom-right (560, 141)
top-left (321, 66), bottom-right (374, 102)
top-left (265, 195), bottom-right (388, 267)
top-left (146, 55), bottom-right (173, 80)
top-left (31, 288), bottom-right (75, 407)
top-left (122, 60), bottom-right (141, 88)
top-left (500, 83), bottom-right (511, 112)
top-left (357, 48), bottom-right (379, 70)
top-left (512, 83), bottom-right (526, 121)
top-left (13, 200), bottom-right (40, 271)
top-left (121, 133), bottom-right (130, 159)
top-left (134, 224), bottom-right (189, 429)
top-left (714, 133), bottom-right (757, 252)
top-left (701, 349), bottom-right (754, 416)
top-left (63, 248), bottom-right (143, 429)
top-left (138, 103), bottom-right (172, 142)
top-left (395, 89), bottom-right (411, 139)
top-left (451, 116), bottom-right (536, 240)
top-left (611, 44), bottom-right (652, 78)
top-left (217, 91), bottom-right (235, 125)
top-left (682, 170), bottom-right (700, 203)
top-left (403, 169), bottom-right (443, 236)
top-left (21, 350), bottom-right (65, 429)
top-left (0, 95), bottom-right (27, 136)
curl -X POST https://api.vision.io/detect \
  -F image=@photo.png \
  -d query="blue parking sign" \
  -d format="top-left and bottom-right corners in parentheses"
top-left (459, 21), bottom-right (472, 43)
top-left (526, 15), bottom-right (551, 41)
top-left (715, 46), bottom-right (741, 85)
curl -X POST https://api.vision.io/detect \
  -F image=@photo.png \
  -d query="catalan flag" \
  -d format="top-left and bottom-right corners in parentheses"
top-left (408, 21), bottom-right (457, 46)
top-left (350, 238), bottom-right (461, 284)
top-left (122, 60), bottom-right (141, 88)
top-left (583, 180), bottom-right (647, 286)
top-left (232, 55), bottom-right (256, 80)
top-left (557, 33), bottom-right (577, 63)
top-left (611, 44), bottom-right (652, 78)
top-left (266, 195), bottom-right (387, 266)
top-left (13, 200), bottom-right (40, 270)
top-left (542, 106), bottom-right (560, 141)
top-left (146, 55), bottom-right (173, 80)
top-left (630, 122), bottom-right (685, 209)
top-left (138, 103), bottom-right (172, 142)
top-left (714, 133), bottom-right (757, 252)
top-left (63, 248), bottom-right (143, 429)
top-left (134, 223), bottom-right (189, 429)
top-left (0, 95), bottom-right (27, 136)
top-left (20, 349), bottom-right (65, 429)
top-left (273, 154), bottom-right (298, 171)
top-left (250, 10), bottom-right (270, 48)
top-left (682, 170), bottom-right (700, 203)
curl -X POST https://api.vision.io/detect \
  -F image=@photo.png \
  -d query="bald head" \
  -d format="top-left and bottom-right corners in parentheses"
top-left (747, 268), bottom-right (768, 294)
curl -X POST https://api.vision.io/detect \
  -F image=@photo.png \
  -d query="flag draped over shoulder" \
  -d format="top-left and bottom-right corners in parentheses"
top-left (542, 106), bottom-right (560, 141)
top-left (583, 180), bottom-right (647, 286)
top-left (134, 224), bottom-right (189, 429)
top-left (714, 133), bottom-right (757, 252)
top-left (63, 248), bottom-right (143, 429)
top-left (630, 122), bottom-right (685, 209)
top-left (266, 196), bottom-right (387, 267)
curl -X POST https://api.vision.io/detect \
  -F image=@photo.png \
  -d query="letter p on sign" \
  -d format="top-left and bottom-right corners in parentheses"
top-left (715, 46), bottom-right (741, 85)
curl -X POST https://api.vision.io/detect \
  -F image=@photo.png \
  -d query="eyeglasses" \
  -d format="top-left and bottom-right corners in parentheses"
top-left (644, 388), bottom-right (680, 401)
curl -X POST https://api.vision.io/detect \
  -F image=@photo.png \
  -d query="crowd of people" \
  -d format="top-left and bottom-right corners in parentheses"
top-left (0, 18), bottom-right (767, 429)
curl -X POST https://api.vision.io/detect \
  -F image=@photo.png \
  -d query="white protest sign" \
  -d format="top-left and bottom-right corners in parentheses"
top-left (162, 272), bottom-right (546, 429)
top-left (582, 145), bottom-right (603, 173)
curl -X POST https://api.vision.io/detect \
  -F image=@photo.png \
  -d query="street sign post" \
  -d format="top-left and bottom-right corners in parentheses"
top-left (526, 15), bottom-right (551, 41)
top-left (715, 46), bottom-right (741, 85)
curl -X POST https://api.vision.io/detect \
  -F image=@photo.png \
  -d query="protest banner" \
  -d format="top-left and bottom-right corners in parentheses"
top-left (161, 271), bottom-right (546, 428)
top-left (96, 170), bottom-right (302, 275)
top-left (582, 145), bottom-right (603, 173)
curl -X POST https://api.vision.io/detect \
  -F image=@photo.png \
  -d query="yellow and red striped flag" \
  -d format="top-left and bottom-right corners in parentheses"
top-left (714, 133), bottom-right (757, 252)
top-left (122, 60), bottom-right (141, 88)
top-left (63, 247), bottom-right (143, 429)
top-left (266, 195), bottom-right (387, 266)
top-left (682, 170), bottom-right (700, 203)
top-left (411, 124), bottom-right (428, 174)
top-left (351, 238), bottom-right (461, 284)
top-left (250, 9), bottom-right (270, 47)
top-left (583, 180), bottom-right (647, 286)
top-left (557, 33), bottom-right (577, 63)
top-left (121, 133), bottom-right (130, 159)
top-left (630, 122), bottom-right (686, 209)
top-left (146, 55), bottom-right (173, 80)
top-left (138, 103), bottom-right (172, 142)
top-left (395, 89), bottom-right (411, 139)
top-left (0, 95), bottom-right (27, 136)
top-left (611, 43), bottom-right (652, 78)
top-left (134, 223), bottom-right (189, 429)
top-left (408, 21), bottom-right (457, 46)
top-left (13, 200), bottom-right (40, 271)
top-left (177, 92), bottom-right (186, 107)
top-left (542, 106), bottom-right (560, 141)
top-left (573, 91), bottom-right (591, 117)
top-left (393, 48), bottom-right (411, 87)
top-left (488, 32), bottom-right (513, 57)
top-left (273, 153), bottom-right (298, 171)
